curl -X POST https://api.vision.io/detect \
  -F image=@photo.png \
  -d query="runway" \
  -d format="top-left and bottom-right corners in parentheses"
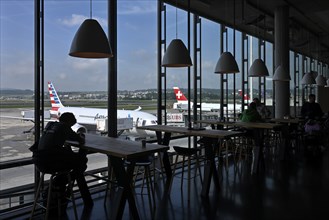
top-left (0, 108), bottom-right (35, 162)
top-left (0, 108), bottom-right (191, 191)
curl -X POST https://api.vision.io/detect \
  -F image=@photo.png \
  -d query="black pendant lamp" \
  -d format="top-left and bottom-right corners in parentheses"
top-left (315, 74), bottom-right (326, 86)
top-left (162, 0), bottom-right (192, 67)
top-left (249, 58), bottom-right (269, 77)
top-left (272, 65), bottom-right (290, 81)
top-left (162, 39), bottom-right (192, 67)
top-left (214, 52), bottom-right (239, 74)
top-left (69, 0), bottom-right (113, 58)
top-left (214, 0), bottom-right (239, 74)
top-left (301, 71), bottom-right (316, 85)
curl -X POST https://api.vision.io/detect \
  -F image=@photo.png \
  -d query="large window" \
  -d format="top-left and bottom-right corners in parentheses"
top-left (0, 1), bottom-right (162, 212)
top-left (1, 1), bottom-right (34, 162)
top-left (0, 0), bottom-right (160, 200)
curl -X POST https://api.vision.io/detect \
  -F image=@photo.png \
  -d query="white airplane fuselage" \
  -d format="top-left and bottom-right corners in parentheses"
top-left (173, 101), bottom-right (242, 113)
top-left (172, 87), bottom-right (243, 113)
top-left (56, 106), bottom-right (157, 137)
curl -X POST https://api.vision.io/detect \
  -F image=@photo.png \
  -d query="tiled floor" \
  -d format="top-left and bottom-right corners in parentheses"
top-left (26, 146), bottom-right (329, 220)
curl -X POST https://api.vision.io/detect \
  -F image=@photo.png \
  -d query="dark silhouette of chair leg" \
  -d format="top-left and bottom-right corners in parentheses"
top-left (30, 170), bottom-right (78, 220)
top-left (169, 146), bottom-right (203, 201)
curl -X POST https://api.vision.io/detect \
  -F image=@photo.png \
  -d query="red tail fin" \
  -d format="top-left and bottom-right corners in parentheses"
top-left (173, 87), bottom-right (188, 102)
top-left (238, 90), bottom-right (250, 100)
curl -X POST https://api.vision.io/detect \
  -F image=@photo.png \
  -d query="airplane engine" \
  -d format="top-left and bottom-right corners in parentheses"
top-left (71, 123), bottom-right (87, 134)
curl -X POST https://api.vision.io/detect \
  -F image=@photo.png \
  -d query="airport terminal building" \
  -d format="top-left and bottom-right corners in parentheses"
top-left (1, 0), bottom-right (329, 219)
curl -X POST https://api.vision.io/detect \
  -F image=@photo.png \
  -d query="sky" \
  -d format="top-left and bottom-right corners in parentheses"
top-left (0, 0), bottom-right (274, 92)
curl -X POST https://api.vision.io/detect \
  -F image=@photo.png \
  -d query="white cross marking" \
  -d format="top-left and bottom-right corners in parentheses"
top-left (176, 91), bottom-right (183, 99)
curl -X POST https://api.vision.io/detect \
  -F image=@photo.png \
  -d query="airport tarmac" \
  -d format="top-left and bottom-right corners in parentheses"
top-left (0, 108), bottom-right (34, 162)
top-left (0, 108), bottom-right (191, 191)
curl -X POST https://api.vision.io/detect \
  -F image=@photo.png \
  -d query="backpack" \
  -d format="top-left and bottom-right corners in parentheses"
top-left (304, 119), bottom-right (321, 133)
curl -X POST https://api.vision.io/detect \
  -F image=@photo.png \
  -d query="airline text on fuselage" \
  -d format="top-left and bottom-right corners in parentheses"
top-left (94, 114), bottom-right (108, 120)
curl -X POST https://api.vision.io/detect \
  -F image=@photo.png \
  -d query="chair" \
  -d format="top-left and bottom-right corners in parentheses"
top-left (217, 137), bottom-right (236, 172)
top-left (229, 129), bottom-right (255, 170)
top-left (267, 126), bottom-right (282, 157)
top-left (104, 156), bottom-right (159, 208)
top-left (169, 146), bottom-right (203, 201)
top-left (126, 157), bottom-right (156, 214)
top-left (30, 169), bottom-right (78, 220)
top-left (233, 135), bottom-right (252, 162)
top-left (104, 159), bottom-right (116, 205)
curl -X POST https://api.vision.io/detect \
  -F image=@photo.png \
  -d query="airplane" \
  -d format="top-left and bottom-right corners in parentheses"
top-left (172, 87), bottom-right (246, 113)
top-left (48, 82), bottom-right (157, 137)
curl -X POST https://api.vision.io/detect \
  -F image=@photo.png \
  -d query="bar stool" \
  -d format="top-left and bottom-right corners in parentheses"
top-left (124, 157), bottom-right (156, 216)
top-left (104, 160), bottom-right (117, 205)
top-left (103, 157), bottom-right (157, 219)
top-left (234, 130), bottom-right (254, 163)
top-left (216, 137), bottom-right (236, 172)
top-left (169, 146), bottom-right (203, 201)
top-left (30, 168), bottom-right (78, 220)
top-left (267, 126), bottom-right (282, 157)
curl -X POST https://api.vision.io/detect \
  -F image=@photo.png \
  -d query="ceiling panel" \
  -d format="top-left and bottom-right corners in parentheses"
top-left (164, 0), bottom-right (329, 64)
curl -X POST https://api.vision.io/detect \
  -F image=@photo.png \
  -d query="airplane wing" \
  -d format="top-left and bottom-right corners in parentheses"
top-left (1, 108), bottom-right (56, 123)
top-left (0, 115), bottom-right (36, 123)
top-left (0, 115), bottom-right (56, 123)
top-left (0, 115), bottom-right (56, 134)
top-left (134, 106), bottom-right (142, 111)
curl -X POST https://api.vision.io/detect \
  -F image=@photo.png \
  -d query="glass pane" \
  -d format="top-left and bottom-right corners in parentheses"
top-left (0, 1), bottom-right (34, 163)
top-left (0, 1), bottom-right (35, 208)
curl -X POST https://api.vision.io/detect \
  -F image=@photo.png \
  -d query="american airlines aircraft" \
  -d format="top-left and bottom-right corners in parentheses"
top-left (48, 82), bottom-right (157, 137)
top-left (172, 87), bottom-right (246, 113)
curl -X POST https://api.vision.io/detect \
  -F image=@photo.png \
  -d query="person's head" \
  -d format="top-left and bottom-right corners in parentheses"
top-left (249, 102), bottom-right (257, 110)
top-left (59, 112), bottom-right (77, 127)
top-left (253, 98), bottom-right (260, 105)
top-left (308, 94), bottom-right (316, 103)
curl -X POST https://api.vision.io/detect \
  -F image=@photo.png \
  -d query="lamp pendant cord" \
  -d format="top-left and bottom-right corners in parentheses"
top-left (175, 1), bottom-right (178, 39)
top-left (90, 0), bottom-right (92, 19)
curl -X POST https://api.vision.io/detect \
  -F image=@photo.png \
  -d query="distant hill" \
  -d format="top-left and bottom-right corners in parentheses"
top-left (0, 89), bottom-right (34, 95)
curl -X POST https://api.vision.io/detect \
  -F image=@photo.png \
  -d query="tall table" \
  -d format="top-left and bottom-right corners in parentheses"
top-left (270, 118), bottom-right (302, 125)
top-left (197, 120), bottom-right (283, 174)
top-left (137, 125), bottom-right (243, 197)
top-left (67, 134), bottom-right (170, 220)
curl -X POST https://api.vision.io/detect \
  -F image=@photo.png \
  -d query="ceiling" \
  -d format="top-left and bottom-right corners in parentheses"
top-left (164, 0), bottom-right (329, 65)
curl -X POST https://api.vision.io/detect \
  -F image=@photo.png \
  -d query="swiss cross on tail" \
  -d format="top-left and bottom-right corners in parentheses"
top-left (173, 87), bottom-right (188, 102)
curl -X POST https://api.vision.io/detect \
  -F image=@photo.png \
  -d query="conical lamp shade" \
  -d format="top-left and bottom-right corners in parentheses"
top-left (249, 59), bottom-right (269, 77)
top-left (162, 39), bottom-right (192, 67)
top-left (69, 19), bottom-right (113, 58)
top-left (315, 75), bottom-right (326, 86)
top-left (301, 72), bottom-right (316, 85)
top-left (214, 52), bottom-right (239, 74)
top-left (272, 65), bottom-right (291, 81)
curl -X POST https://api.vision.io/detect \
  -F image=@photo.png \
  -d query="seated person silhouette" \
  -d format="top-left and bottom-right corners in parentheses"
top-left (32, 112), bottom-right (93, 206)
top-left (301, 94), bottom-right (323, 120)
top-left (253, 97), bottom-right (271, 119)
top-left (239, 102), bottom-right (264, 146)
top-left (240, 102), bottom-right (262, 122)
